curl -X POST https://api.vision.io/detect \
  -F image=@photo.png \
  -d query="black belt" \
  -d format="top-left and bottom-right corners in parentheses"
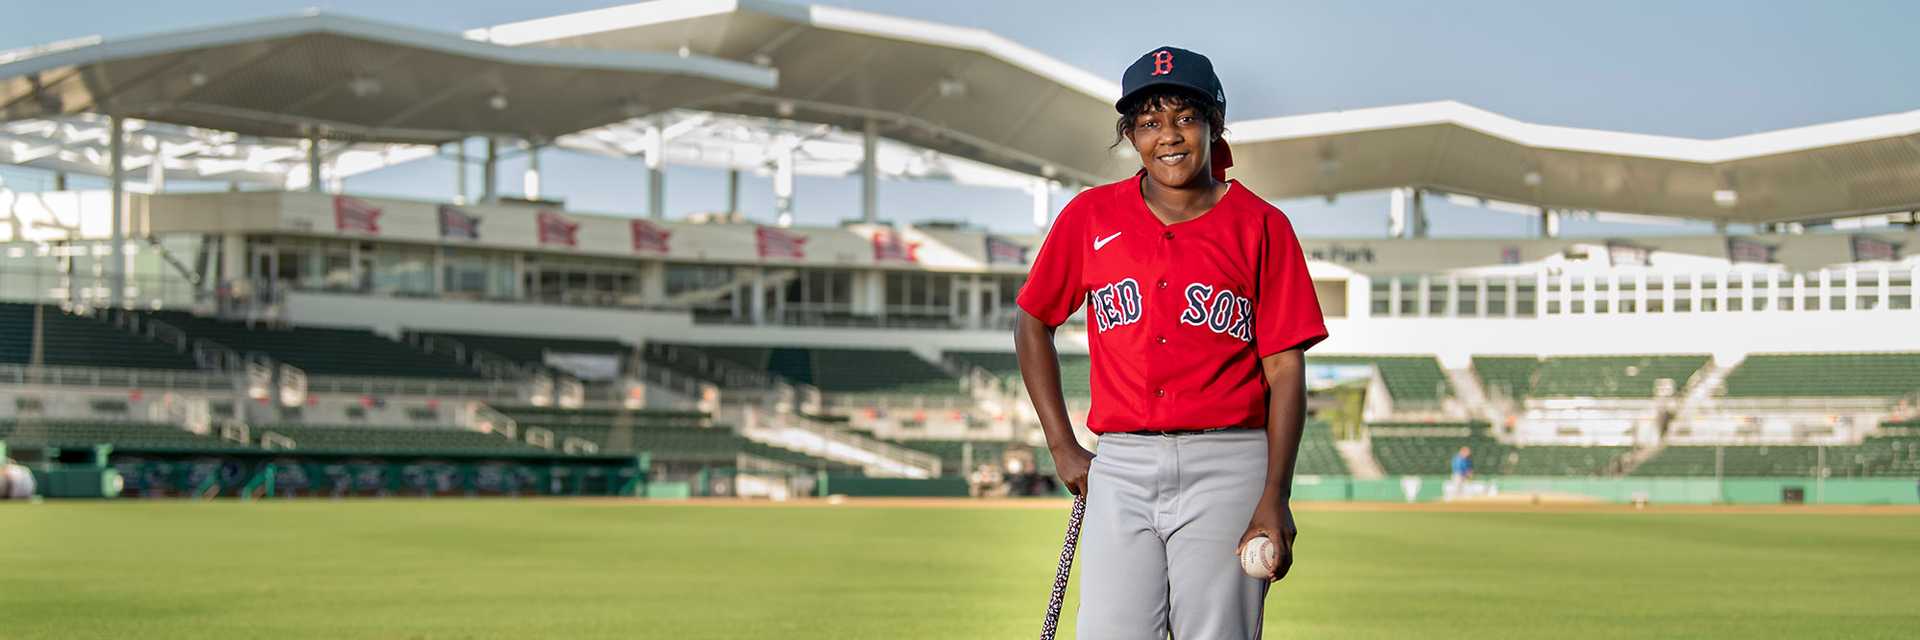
top-left (1148, 427), bottom-right (1243, 437)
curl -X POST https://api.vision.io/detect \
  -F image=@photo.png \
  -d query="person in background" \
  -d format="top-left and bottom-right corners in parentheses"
top-left (1451, 446), bottom-right (1474, 483)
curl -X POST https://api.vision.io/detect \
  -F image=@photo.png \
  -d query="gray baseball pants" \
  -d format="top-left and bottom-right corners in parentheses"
top-left (1076, 428), bottom-right (1271, 639)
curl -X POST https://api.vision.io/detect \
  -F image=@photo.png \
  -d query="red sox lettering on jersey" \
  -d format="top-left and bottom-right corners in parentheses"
top-left (1017, 176), bottom-right (1328, 433)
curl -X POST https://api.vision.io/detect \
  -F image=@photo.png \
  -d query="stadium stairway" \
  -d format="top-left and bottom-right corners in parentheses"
top-left (1442, 366), bottom-right (1499, 425)
top-left (1670, 357), bottom-right (1735, 423)
top-left (1336, 440), bottom-right (1385, 479)
top-left (738, 411), bottom-right (941, 478)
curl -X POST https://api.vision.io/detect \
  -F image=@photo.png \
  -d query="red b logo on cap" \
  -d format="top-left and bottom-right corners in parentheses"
top-left (1152, 50), bottom-right (1173, 76)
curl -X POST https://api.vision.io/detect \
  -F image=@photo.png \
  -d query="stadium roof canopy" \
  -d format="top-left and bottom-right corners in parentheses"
top-left (467, 0), bottom-right (1132, 186)
top-left (1227, 101), bottom-right (1920, 226)
top-left (0, 12), bottom-right (777, 144)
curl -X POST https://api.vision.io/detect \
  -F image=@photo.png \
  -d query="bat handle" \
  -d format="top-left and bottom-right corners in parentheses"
top-left (1041, 494), bottom-right (1087, 640)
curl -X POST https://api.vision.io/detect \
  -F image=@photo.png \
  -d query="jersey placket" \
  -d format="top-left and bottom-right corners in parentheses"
top-left (1145, 225), bottom-right (1177, 427)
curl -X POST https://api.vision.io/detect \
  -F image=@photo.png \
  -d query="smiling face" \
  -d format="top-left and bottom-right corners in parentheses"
top-left (1119, 90), bottom-right (1222, 190)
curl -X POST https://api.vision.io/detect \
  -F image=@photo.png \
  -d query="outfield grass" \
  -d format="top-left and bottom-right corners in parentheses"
top-left (3, 500), bottom-right (1916, 639)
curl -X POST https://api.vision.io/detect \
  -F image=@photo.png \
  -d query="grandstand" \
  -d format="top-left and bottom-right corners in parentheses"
top-left (144, 311), bottom-right (479, 379)
top-left (661, 345), bottom-right (962, 395)
top-left (1472, 356), bottom-right (1541, 402)
top-left (1, 0), bottom-right (1918, 505)
top-left (1, 304), bottom-right (197, 371)
top-left (1720, 353), bottom-right (1920, 398)
top-left (1311, 356), bottom-right (1452, 406)
top-left (1528, 355), bottom-right (1709, 398)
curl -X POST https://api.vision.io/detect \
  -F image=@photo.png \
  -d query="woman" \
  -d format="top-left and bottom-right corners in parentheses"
top-left (1014, 46), bottom-right (1327, 639)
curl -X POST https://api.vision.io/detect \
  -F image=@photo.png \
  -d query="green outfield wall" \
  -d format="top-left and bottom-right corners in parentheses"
top-left (815, 474), bottom-right (1920, 505)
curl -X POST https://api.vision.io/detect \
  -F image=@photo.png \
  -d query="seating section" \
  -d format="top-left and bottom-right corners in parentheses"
top-left (1501, 445), bottom-right (1630, 476)
top-left (1368, 422), bottom-right (1623, 476)
top-left (417, 331), bottom-right (630, 369)
top-left (496, 406), bottom-right (708, 428)
top-left (1632, 432), bottom-right (1920, 477)
top-left (0, 420), bottom-right (247, 452)
top-left (1849, 432), bottom-right (1920, 476)
top-left (945, 350), bottom-right (1093, 397)
top-left (946, 351), bottom-right (1020, 377)
top-left (1629, 446), bottom-right (1818, 477)
top-left (893, 439), bottom-right (1024, 474)
top-left (0, 304), bottom-right (198, 370)
top-left (658, 345), bottom-right (960, 394)
top-left (1369, 422), bottom-right (1502, 475)
top-left (1721, 353), bottom-right (1920, 398)
top-left (1311, 356), bottom-right (1451, 404)
top-left (642, 343), bottom-right (777, 389)
top-left (502, 407), bottom-right (857, 471)
top-left (1473, 356), bottom-right (1540, 401)
top-left (1529, 355), bottom-right (1708, 398)
top-left (257, 425), bottom-right (547, 455)
top-left (1297, 420), bottom-right (1349, 476)
top-left (145, 311), bottom-right (477, 379)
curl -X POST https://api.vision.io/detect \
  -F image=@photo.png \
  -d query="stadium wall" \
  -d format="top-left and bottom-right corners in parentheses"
top-left (1320, 313), bottom-right (1920, 368)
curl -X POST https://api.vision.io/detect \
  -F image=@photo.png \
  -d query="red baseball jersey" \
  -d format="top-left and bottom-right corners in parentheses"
top-left (1017, 176), bottom-right (1327, 433)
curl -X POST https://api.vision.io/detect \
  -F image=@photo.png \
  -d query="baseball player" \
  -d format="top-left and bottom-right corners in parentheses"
top-left (1014, 46), bottom-right (1327, 639)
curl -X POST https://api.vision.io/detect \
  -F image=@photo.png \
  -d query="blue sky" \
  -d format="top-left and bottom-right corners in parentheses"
top-left (5, 0), bottom-right (1917, 237)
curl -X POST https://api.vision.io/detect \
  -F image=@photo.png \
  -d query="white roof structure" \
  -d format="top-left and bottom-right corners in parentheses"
top-left (1227, 101), bottom-right (1920, 225)
top-left (468, 0), bottom-right (1132, 186)
top-left (3, 1), bottom-right (1919, 226)
top-left (0, 12), bottom-right (776, 144)
top-left (557, 109), bottom-right (1041, 189)
top-left (0, 114), bottom-right (435, 189)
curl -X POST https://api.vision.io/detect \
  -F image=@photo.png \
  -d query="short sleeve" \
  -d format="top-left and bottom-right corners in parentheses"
top-left (1254, 209), bottom-right (1328, 356)
top-left (1015, 197), bottom-right (1091, 327)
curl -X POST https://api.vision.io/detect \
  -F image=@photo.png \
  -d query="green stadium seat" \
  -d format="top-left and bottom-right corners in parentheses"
top-left (658, 344), bottom-right (961, 394)
top-left (1368, 422), bottom-right (1624, 476)
top-left (1720, 353), bottom-right (1920, 398)
top-left (143, 311), bottom-right (478, 379)
top-left (413, 331), bottom-right (631, 369)
top-left (0, 420), bottom-right (249, 452)
top-left (0, 303), bottom-right (198, 370)
top-left (1529, 355), bottom-right (1708, 398)
top-left (1472, 356), bottom-right (1540, 401)
top-left (1312, 356), bottom-right (1451, 404)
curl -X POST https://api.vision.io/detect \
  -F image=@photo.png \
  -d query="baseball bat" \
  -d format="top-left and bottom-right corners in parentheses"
top-left (1040, 494), bottom-right (1087, 640)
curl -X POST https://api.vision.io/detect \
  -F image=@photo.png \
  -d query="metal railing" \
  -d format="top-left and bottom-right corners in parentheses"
top-left (303, 374), bottom-right (524, 401)
top-left (0, 363), bottom-right (232, 390)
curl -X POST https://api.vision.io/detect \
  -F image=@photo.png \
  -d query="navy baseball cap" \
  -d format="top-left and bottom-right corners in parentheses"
top-left (1117, 46), bottom-right (1233, 180)
top-left (1117, 46), bottom-right (1225, 116)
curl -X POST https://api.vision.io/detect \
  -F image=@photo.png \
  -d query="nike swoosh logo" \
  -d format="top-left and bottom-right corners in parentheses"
top-left (1093, 232), bottom-right (1122, 251)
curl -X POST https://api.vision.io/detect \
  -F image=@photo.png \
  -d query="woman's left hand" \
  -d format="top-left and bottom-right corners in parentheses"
top-left (1234, 497), bottom-right (1297, 582)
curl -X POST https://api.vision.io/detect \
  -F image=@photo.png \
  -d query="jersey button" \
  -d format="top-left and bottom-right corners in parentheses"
top-left (1157, 279), bottom-right (1168, 289)
top-left (1162, 231), bottom-right (1174, 240)
top-left (1155, 388), bottom-right (1166, 398)
top-left (1157, 336), bottom-right (1167, 345)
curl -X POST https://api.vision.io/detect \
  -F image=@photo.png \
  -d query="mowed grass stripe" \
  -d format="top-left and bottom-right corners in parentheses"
top-left (2, 502), bottom-right (1914, 639)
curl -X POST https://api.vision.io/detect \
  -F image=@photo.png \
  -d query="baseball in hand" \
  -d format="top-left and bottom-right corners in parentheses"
top-left (1240, 535), bottom-right (1278, 579)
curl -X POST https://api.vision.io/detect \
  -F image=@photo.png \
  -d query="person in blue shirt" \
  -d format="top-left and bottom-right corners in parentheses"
top-left (1450, 446), bottom-right (1474, 482)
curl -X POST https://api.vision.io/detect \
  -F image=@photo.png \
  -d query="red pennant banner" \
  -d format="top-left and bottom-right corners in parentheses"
top-left (537, 210), bottom-right (579, 247)
top-left (755, 226), bottom-right (807, 259)
top-left (872, 227), bottom-right (919, 263)
top-left (631, 219), bottom-right (672, 254)
top-left (333, 196), bottom-right (381, 234)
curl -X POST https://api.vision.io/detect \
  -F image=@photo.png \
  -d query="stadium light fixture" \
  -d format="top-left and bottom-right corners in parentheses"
top-left (488, 93), bottom-right (509, 111)
top-left (1523, 170), bottom-right (1542, 187)
top-left (348, 76), bottom-right (382, 98)
top-left (938, 78), bottom-right (968, 99)
top-left (1713, 189), bottom-right (1738, 208)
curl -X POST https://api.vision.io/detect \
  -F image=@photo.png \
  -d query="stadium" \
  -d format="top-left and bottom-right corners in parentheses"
top-left (2, 1), bottom-right (1917, 638)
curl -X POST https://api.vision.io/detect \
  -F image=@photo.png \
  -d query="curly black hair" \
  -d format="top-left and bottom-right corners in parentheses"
top-left (1112, 86), bottom-right (1226, 150)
